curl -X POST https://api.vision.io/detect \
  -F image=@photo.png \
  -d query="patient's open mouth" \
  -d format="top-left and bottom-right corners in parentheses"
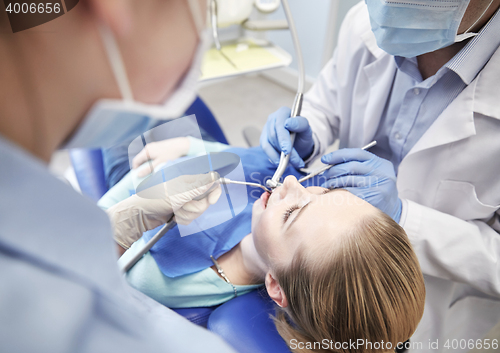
top-left (261, 191), bottom-right (270, 209)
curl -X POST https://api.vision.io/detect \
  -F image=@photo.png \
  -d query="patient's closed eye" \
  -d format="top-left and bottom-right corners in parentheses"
top-left (323, 187), bottom-right (336, 194)
top-left (283, 205), bottom-right (300, 224)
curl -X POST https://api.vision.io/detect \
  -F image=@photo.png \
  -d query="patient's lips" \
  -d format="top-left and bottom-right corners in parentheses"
top-left (261, 191), bottom-right (271, 209)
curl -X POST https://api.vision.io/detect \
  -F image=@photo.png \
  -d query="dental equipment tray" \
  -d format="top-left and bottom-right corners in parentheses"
top-left (200, 38), bottom-right (292, 81)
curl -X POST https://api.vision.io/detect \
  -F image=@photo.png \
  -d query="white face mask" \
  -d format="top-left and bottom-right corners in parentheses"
top-left (62, 2), bottom-right (209, 150)
top-left (366, 0), bottom-right (494, 58)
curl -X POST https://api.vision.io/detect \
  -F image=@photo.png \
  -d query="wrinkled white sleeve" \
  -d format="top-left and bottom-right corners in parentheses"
top-left (300, 2), bottom-right (378, 165)
top-left (400, 199), bottom-right (500, 297)
top-left (301, 52), bottom-right (342, 165)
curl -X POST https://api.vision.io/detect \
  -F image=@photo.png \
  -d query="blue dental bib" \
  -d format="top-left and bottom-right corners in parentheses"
top-left (142, 147), bottom-right (319, 277)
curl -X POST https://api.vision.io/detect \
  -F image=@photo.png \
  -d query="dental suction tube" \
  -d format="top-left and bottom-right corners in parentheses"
top-left (281, 0), bottom-right (305, 96)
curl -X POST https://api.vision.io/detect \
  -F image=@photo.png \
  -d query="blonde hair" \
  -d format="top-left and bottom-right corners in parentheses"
top-left (273, 210), bottom-right (425, 353)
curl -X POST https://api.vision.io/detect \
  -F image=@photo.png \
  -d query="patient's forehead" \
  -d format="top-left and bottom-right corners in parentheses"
top-left (305, 187), bottom-right (369, 208)
top-left (291, 188), bottom-right (375, 246)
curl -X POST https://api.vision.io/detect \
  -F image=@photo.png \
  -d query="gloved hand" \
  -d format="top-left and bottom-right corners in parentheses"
top-left (108, 172), bottom-right (222, 250)
top-left (132, 137), bottom-right (191, 177)
top-left (320, 149), bottom-right (402, 223)
top-left (260, 106), bottom-right (314, 169)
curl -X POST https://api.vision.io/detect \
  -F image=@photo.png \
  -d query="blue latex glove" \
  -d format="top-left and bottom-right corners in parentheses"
top-left (260, 106), bottom-right (314, 169)
top-left (321, 148), bottom-right (402, 223)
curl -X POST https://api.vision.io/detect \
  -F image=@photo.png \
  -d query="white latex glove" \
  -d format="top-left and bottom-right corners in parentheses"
top-left (132, 137), bottom-right (191, 177)
top-left (108, 172), bottom-right (222, 250)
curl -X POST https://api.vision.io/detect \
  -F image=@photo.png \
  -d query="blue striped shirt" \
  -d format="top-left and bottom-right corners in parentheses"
top-left (371, 9), bottom-right (500, 171)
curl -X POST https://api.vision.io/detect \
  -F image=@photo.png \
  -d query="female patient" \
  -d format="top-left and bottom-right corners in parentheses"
top-left (107, 145), bottom-right (425, 353)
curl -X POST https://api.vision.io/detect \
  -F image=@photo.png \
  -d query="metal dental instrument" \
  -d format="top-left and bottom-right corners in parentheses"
top-left (297, 141), bottom-right (378, 184)
top-left (220, 177), bottom-right (272, 193)
top-left (120, 176), bottom-right (271, 273)
top-left (267, 0), bottom-right (306, 191)
top-left (121, 217), bottom-right (177, 273)
top-left (120, 173), bottom-right (221, 274)
top-left (210, 0), bottom-right (238, 69)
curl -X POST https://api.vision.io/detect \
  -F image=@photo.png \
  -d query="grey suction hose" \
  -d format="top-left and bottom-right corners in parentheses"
top-left (268, 0), bottom-right (306, 189)
top-left (281, 0), bottom-right (305, 95)
top-left (210, 0), bottom-right (221, 51)
top-left (120, 217), bottom-right (177, 273)
top-left (120, 173), bottom-right (220, 273)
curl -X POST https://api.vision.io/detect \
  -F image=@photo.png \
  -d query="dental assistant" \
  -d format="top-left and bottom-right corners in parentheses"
top-left (0, 1), bottom-right (233, 352)
top-left (262, 0), bottom-right (500, 351)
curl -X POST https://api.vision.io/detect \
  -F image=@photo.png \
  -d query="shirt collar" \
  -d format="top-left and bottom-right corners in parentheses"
top-left (394, 56), bottom-right (422, 82)
top-left (447, 8), bottom-right (500, 85)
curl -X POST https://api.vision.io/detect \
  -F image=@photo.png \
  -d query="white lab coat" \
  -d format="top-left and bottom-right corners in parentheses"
top-left (303, 3), bottom-right (500, 351)
top-left (0, 136), bottom-right (235, 353)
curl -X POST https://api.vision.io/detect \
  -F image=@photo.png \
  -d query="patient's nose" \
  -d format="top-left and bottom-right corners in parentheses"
top-left (280, 176), bottom-right (305, 198)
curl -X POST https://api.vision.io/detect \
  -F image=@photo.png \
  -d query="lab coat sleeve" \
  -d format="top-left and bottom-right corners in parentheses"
top-left (400, 199), bottom-right (500, 297)
top-left (300, 2), bottom-right (372, 164)
top-left (301, 51), bottom-right (342, 165)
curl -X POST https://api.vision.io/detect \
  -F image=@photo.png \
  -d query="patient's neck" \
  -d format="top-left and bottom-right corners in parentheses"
top-left (212, 234), bottom-right (267, 285)
top-left (240, 234), bottom-right (267, 282)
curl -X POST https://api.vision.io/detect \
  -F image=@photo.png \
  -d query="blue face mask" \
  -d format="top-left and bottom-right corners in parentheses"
top-left (365, 0), bottom-right (492, 58)
top-left (62, 6), bottom-right (210, 150)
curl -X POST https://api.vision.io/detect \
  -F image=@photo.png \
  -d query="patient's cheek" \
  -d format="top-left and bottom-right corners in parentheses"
top-left (252, 215), bottom-right (269, 248)
top-left (254, 210), bottom-right (276, 245)
top-left (251, 204), bottom-right (263, 232)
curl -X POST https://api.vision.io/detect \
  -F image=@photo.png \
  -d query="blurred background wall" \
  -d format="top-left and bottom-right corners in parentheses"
top-left (266, 0), bottom-right (360, 79)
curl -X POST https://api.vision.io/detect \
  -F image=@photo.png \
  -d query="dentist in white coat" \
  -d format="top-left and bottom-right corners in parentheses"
top-left (262, 0), bottom-right (500, 351)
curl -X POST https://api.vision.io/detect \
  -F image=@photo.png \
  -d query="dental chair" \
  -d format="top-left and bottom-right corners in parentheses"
top-left (208, 288), bottom-right (290, 353)
top-left (69, 96), bottom-right (291, 353)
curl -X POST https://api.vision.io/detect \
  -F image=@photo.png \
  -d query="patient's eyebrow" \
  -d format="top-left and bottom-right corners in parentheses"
top-left (288, 202), bottom-right (311, 230)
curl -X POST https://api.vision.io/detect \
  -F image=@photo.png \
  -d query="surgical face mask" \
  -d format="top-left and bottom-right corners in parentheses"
top-left (365, 0), bottom-right (494, 58)
top-left (62, 2), bottom-right (210, 150)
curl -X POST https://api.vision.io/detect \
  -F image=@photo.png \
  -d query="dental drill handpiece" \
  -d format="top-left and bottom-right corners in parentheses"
top-left (266, 0), bottom-right (305, 192)
top-left (266, 93), bottom-right (303, 191)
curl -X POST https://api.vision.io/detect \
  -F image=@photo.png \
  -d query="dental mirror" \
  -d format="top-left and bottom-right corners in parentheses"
top-left (136, 152), bottom-right (240, 199)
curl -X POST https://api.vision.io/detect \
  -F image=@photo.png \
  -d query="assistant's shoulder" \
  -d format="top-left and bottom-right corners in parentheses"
top-left (337, 2), bottom-right (386, 59)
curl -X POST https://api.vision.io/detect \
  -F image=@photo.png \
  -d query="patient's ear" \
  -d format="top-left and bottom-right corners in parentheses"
top-left (265, 273), bottom-right (288, 308)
